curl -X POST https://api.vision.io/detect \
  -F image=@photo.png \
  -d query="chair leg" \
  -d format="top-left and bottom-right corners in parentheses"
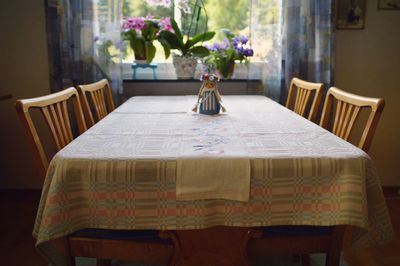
top-left (292, 254), bottom-right (300, 262)
top-left (96, 259), bottom-right (112, 266)
top-left (325, 226), bottom-right (346, 266)
top-left (301, 254), bottom-right (310, 266)
top-left (69, 257), bottom-right (76, 266)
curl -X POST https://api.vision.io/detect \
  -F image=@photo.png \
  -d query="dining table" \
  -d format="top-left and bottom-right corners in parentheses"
top-left (33, 95), bottom-right (394, 265)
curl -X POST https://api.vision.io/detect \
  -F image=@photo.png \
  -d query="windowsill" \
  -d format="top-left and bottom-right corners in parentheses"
top-left (123, 79), bottom-right (262, 82)
top-left (122, 78), bottom-right (263, 98)
top-left (121, 61), bottom-right (266, 81)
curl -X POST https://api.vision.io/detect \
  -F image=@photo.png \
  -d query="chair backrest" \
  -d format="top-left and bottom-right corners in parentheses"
top-left (319, 87), bottom-right (385, 153)
top-left (76, 79), bottom-right (115, 127)
top-left (15, 87), bottom-right (87, 179)
top-left (285, 78), bottom-right (324, 122)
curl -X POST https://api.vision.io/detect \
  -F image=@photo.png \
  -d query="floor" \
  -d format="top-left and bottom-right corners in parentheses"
top-left (0, 189), bottom-right (399, 266)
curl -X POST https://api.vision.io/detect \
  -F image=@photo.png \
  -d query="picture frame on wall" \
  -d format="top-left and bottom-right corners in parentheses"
top-left (337, 0), bottom-right (367, 29)
top-left (378, 0), bottom-right (400, 9)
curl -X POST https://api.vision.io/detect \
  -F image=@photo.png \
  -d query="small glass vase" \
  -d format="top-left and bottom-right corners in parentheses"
top-left (218, 60), bottom-right (235, 79)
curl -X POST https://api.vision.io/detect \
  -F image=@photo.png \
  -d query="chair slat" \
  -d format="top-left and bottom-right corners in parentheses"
top-left (77, 79), bottom-right (115, 127)
top-left (93, 90), bottom-right (102, 118)
top-left (301, 90), bottom-right (312, 115)
top-left (332, 100), bottom-right (342, 134)
top-left (42, 106), bottom-right (62, 150)
top-left (95, 89), bottom-right (105, 119)
top-left (55, 102), bottom-right (69, 147)
top-left (296, 88), bottom-right (306, 114)
top-left (339, 104), bottom-right (354, 139)
top-left (320, 87), bottom-right (384, 153)
top-left (344, 106), bottom-right (361, 141)
top-left (337, 101), bottom-right (348, 138)
top-left (293, 87), bottom-right (301, 114)
top-left (62, 100), bottom-right (74, 142)
top-left (50, 104), bottom-right (66, 148)
top-left (15, 87), bottom-right (87, 180)
top-left (285, 78), bottom-right (323, 122)
top-left (90, 91), bottom-right (101, 119)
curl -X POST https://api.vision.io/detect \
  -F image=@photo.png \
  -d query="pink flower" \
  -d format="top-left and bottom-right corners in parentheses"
top-left (159, 17), bottom-right (174, 33)
top-left (122, 17), bottom-right (145, 31)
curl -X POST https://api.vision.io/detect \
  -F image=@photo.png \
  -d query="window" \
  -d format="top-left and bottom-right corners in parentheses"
top-left (94, 0), bottom-right (282, 79)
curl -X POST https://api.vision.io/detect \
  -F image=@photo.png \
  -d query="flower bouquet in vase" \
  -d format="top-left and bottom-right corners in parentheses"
top-left (205, 29), bottom-right (254, 79)
top-left (159, 18), bottom-right (215, 79)
top-left (148, 0), bottom-right (215, 79)
top-left (121, 16), bottom-right (173, 64)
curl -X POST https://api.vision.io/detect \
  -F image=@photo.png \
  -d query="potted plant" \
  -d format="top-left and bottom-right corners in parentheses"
top-left (121, 16), bottom-right (173, 64)
top-left (158, 18), bottom-right (215, 79)
top-left (204, 30), bottom-right (254, 79)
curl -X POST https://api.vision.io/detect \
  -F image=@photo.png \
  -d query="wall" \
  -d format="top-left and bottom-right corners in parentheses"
top-left (335, 0), bottom-right (400, 185)
top-left (0, 0), bottom-right (50, 188)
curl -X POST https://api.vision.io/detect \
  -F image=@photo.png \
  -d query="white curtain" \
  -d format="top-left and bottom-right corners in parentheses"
top-left (46, 0), bottom-right (123, 102)
top-left (249, 0), bottom-right (282, 100)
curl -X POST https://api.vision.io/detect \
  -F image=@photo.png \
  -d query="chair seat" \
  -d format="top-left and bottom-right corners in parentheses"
top-left (261, 225), bottom-right (333, 237)
top-left (71, 229), bottom-right (172, 244)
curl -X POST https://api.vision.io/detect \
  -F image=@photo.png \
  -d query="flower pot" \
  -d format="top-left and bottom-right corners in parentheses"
top-left (219, 60), bottom-right (235, 79)
top-left (134, 59), bottom-right (148, 65)
top-left (134, 52), bottom-right (148, 65)
top-left (172, 54), bottom-right (198, 79)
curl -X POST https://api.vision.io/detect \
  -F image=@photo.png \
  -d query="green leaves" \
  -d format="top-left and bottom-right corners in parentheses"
top-left (189, 46), bottom-right (210, 58)
top-left (160, 18), bottom-right (215, 58)
top-left (225, 48), bottom-right (236, 61)
top-left (121, 19), bottom-right (161, 63)
top-left (170, 18), bottom-right (183, 41)
top-left (190, 31), bottom-right (216, 46)
top-left (158, 31), bottom-right (183, 49)
top-left (157, 37), bottom-right (171, 59)
top-left (145, 42), bottom-right (156, 64)
top-left (122, 17), bottom-right (216, 62)
top-left (130, 38), bottom-right (144, 59)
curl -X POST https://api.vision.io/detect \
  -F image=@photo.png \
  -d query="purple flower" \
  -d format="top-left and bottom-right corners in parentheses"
top-left (205, 44), bottom-right (216, 52)
top-left (230, 35), bottom-right (253, 58)
top-left (207, 40), bottom-right (230, 52)
top-left (234, 46), bottom-right (244, 54)
top-left (243, 48), bottom-right (254, 57)
top-left (239, 36), bottom-right (248, 44)
top-left (232, 36), bottom-right (248, 47)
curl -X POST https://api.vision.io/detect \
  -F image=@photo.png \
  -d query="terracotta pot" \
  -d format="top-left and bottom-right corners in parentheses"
top-left (172, 54), bottom-right (198, 79)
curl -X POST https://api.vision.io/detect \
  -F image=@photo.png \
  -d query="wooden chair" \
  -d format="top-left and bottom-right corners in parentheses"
top-left (286, 78), bottom-right (324, 122)
top-left (248, 225), bottom-right (346, 266)
top-left (16, 88), bottom-right (173, 266)
top-left (15, 87), bottom-right (87, 179)
top-left (319, 87), bottom-right (385, 153)
top-left (76, 79), bottom-right (115, 127)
